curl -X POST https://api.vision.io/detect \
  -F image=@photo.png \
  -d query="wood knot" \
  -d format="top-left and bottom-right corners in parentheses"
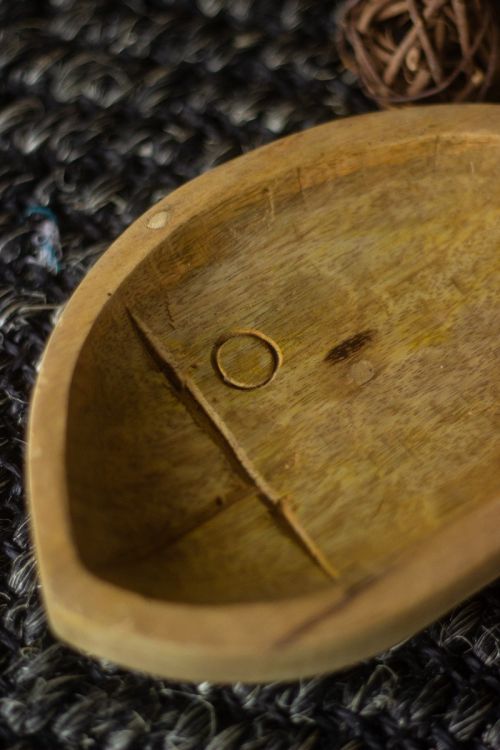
top-left (325, 330), bottom-right (375, 364)
top-left (350, 359), bottom-right (375, 386)
top-left (146, 209), bottom-right (169, 229)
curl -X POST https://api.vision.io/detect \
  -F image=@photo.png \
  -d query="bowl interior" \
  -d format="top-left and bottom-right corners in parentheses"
top-left (66, 135), bottom-right (500, 605)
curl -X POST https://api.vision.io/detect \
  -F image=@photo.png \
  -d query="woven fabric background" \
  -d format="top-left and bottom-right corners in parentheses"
top-left (1, 1), bottom-right (499, 748)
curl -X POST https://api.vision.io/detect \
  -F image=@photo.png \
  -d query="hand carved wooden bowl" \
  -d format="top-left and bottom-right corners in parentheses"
top-left (28, 105), bottom-right (500, 683)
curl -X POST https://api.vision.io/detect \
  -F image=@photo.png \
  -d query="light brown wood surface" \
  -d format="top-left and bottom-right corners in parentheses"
top-left (27, 105), bottom-right (500, 683)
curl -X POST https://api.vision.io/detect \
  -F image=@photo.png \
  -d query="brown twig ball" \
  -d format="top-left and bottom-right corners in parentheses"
top-left (337, 0), bottom-right (499, 107)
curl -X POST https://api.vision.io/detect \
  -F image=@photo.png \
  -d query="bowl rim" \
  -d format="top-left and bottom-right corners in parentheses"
top-left (27, 104), bottom-right (500, 682)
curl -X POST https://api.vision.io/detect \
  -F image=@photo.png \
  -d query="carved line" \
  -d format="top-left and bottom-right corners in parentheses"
top-left (128, 310), bottom-right (337, 580)
top-left (213, 329), bottom-right (283, 391)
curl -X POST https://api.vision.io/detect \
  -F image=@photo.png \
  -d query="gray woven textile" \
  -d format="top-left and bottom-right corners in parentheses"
top-left (1, 1), bottom-right (499, 749)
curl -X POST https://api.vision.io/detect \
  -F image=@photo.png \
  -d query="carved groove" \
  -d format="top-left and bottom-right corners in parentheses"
top-left (128, 310), bottom-right (337, 580)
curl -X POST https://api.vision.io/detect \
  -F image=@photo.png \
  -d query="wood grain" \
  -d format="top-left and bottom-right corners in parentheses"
top-left (27, 105), bottom-right (500, 682)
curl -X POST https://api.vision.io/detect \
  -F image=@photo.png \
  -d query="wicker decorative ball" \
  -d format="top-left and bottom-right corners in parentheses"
top-left (337, 0), bottom-right (499, 107)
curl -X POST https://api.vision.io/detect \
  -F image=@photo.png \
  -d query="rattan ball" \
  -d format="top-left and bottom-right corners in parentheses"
top-left (337, 0), bottom-right (499, 107)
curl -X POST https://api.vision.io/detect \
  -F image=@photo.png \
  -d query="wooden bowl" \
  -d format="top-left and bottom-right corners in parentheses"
top-left (27, 105), bottom-right (500, 683)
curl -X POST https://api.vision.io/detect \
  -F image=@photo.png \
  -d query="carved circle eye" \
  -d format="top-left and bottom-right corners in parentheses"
top-left (213, 329), bottom-right (282, 391)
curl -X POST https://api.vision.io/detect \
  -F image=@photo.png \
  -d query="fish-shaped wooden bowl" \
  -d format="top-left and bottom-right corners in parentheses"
top-left (28, 105), bottom-right (500, 683)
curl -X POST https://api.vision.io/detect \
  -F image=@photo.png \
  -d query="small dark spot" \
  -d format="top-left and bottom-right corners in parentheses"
top-left (215, 496), bottom-right (224, 508)
top-left (325, 330), bottom-right (375, 364)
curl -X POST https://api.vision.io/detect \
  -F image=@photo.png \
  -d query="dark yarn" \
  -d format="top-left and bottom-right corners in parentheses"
top-left (0, 1), bottom-right (499, 749)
